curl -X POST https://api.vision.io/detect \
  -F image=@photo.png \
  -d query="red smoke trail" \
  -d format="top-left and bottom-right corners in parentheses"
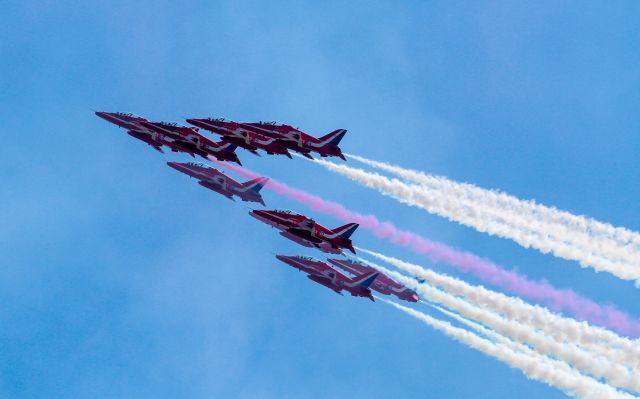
top-left (212, 158), bottom-right (640, 337)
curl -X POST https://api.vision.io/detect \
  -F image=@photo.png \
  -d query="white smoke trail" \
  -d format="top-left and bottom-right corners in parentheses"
top-left (359, 248), bottom-right (640, 373)
top-left (362, 258), bottom-right (639, 391)
top-left (382, 299), bottom-right (635, 399)
top-left (346, 154), bottom-right (640, 272)
top-left (427, 302), bottom-right (607, 372)
top-left (427, 301), bottom-right (603, 374)
top-left (312, 158), bottom-right (640, 285)
top-left (346, 154), bottom-right (640, 247)
top-left (428, 303), bottom-right (511, 344)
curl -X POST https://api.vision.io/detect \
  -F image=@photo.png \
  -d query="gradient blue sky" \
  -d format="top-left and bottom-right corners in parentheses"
top-left (2, 1), bottom-right (639, 398)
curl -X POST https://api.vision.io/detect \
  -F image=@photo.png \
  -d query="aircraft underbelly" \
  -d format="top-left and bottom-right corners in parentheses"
top-left (307, 274), bottom-right (341, 293)
top-left (280, 231), bottom-right (315, 248)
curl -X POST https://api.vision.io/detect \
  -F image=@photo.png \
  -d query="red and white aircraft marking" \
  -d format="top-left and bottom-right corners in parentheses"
top-left (276, 255), bottom-right (378, 301)
top-left (95, 111), bottom-right (183, 154)
top-left (187, 118), bottom-right (292, 158)
top-left (250, 209), bottom-right (358, 254)
top-left (167, 161), bottom-right (268, 205)
top-left (140, 121), bottom-right (241, 165)
top-left (218, 119), bottom-right (347, 160)
top-left (327, 258), bottom-right (419, 302)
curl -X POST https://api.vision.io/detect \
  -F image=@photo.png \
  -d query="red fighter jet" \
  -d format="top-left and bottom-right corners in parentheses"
top-left (250, 209), bottom-right (358, 254)
top-left (238, 121), bottom-right (347, 160)
top-left (95, 111), bottom-right (182, 153)
top-left (140, 121), bottom-right (241, 165)
top-left (327, 258), bottom-right (420, 302)
top-left (167, 161), bottom-right (268, 205)
top-left (275, 255), bottom-right (378, 301)
top-left (186, 118), bottom-right (292, 158)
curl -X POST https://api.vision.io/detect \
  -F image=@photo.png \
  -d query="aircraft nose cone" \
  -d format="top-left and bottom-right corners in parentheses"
top-left (166, 161), bottom-right (179, 169)
top-left (95, 111), bottom-right (108, 120)
top-left (249, 209), bottom-right (264, 219)
top-left (275, 255), bottom-right (287, 262)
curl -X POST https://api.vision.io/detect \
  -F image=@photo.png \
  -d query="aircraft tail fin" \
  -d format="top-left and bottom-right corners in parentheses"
top-left (318, 129), bottom-right (347, 146)
top-left (352, 271), bottom-right (379, 288)
top-left (330, 222), bottom-right (359, 239)
top-left (240, 177), bottom-right (269, 193)
top-left (221, 143), bottom-right (237, 152)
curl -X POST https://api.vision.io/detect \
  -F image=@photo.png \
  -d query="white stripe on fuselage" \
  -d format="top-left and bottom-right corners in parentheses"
top-left (197, 121), bottom-right (247, 138)
top-left (177, 166), bottom-right (238, 193)
top-left (254, 137), bottom-right (276, 145)
top-left (108, 114), bottom-right (172, 144)
top-left (246, 125), bottom-right (277, 136)
top-left (286, 258), bottom-right (341, 286)
top-left (108, 114), bottom-right (153, 132)
top-left (147, 123), bottom-right (183, 138)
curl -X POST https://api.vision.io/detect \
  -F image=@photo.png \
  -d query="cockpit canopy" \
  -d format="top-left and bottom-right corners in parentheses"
top-left (346, 259), bottom-right (368, 266)
top-left (296, 255), bottom-right (320, 262)
top-left (159, 121), bottom-right (180, 127)
top-left (186, 162), bottom-right (210, 168)
top-left (204, 117), bottom-right (226, 122)
top-left (274, 209), bottom-right (301, 216)
top-left (115, 112), bottom-right (139, 117)
top-left (257, 120), bottom-right (280, 126)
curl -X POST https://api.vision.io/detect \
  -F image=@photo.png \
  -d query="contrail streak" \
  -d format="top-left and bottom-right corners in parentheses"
top-left (359, 256), bottom-right (640, 391)
top-left (382, 299), bottom-right (635, 399)
top-left (359, 249), bottom-right (640, 373)
top-left (351, 153), bottom-right (637, 263)
top-left (428, 302), bottom-right (509, 343)
top-left (427, 302), bottom-right (624, 379)
top-left (347, 153), bottom-right (640, 256)
top-left (427, 303), bottom-right (640, 397)
top-left (210, 158), bottom-right (640, 337)
top-left (313, 157), bottom-right (640, 285)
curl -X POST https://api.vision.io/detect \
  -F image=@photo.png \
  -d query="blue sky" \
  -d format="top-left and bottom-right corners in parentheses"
top-left (2, 1), bottom-right (639, 398)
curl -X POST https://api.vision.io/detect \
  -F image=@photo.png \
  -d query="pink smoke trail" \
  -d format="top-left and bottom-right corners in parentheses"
top-left (211, 158), bottom-right (640, 337)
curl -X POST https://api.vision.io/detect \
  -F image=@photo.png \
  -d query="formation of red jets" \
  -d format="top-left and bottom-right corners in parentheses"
top-left (97, 111), bottom-right (419, 303)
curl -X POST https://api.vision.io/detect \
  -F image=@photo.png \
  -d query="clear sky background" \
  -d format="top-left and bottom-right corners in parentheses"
top-left (2, 1), bottom-right (639, 398)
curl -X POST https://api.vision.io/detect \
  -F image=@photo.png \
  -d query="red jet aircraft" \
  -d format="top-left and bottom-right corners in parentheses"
top-left (167, 161), bottom-right (268, 205)
top-left (276, 255), bottom-right (378, 301)
top-left (140, 121), bottom-right (241, 165)
top-left (238, 121), bottom-right (347, 160)
top-left (95, 111), bottom-right (181, 153)
top-left (186, 118), bottom-right (292, 158)
top-left (327, 258), bottom-right (419, 302)
top-left (250, 209), bottom-right (358, 254)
